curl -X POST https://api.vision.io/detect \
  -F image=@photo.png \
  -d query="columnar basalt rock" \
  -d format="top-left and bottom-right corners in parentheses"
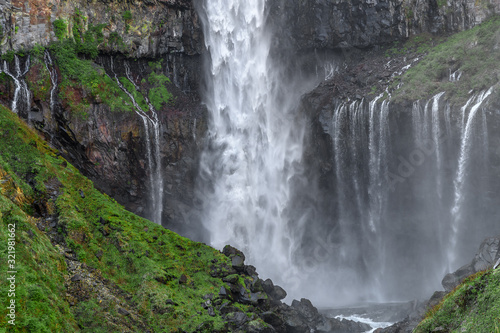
top-left (268, 0), bottom-right (500, 51)
top-left (0, 0), bottom-right (202, 57)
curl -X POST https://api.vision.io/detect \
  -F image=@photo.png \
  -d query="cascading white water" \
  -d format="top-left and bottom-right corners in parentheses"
top-left (1, 55), bottom-right (31, 115)
top-left (431, 92), bottom-right (445, 200)
top-left (124, 61), bottom-right (164, 225)
top-left (196, 0), bottom-right (498, 307)
top-left (318, 88), bottom-right (496, 303)
top-left (43, 51), bottom-right (58, 111)
top-left (109, 58), bottom-right (163, 224)
top-left (450, 88), bottom-right (492, 268)
top-left (197, 0), bottom-right (309, 290)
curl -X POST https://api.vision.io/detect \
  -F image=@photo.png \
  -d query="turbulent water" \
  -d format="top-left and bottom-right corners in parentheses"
top-left (195, 1), bottom-right (499, 307)
top-left (195, 0), bottom-right (314, 291)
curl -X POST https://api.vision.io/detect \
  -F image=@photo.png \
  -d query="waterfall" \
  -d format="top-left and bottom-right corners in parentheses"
top-left (315, 88), bottom-right (496, 303)
top-left (124, 61), bottom-right (164, 225)
top-left (1, 55), bottom-right (31, 116)
top-left (195, 0), bottom-right (497, 306)
top-left (450, 88), bottom-right (492, 268)
top-left (196, 0), bottom-right (309, 290)
top-left (431, 92), bottom-right (445, 200)
top-left (368, 95), bottom-right (389, 236)
top-left (44, 51), bottom-right (58, 111)
top-left (109, 58), bottom-right (163, 224)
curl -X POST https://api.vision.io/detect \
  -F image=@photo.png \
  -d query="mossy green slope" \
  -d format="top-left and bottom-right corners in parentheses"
top-left (0, 104), bottom-right (256, 332)
top-left (415, 269), bottom-right (500, 333)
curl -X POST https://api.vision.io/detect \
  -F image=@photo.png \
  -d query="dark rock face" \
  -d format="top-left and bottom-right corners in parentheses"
top-left (0, 0), bottom-right (203, 57)
top-left (23, 54), bottom-right (206, 232)
top-left (268, 0), bottom-right (500, 51)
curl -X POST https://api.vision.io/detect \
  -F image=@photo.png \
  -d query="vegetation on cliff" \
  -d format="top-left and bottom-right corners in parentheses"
top-left (415, 268), bottom-right (500, 332)
top-left (393, 15), bottom-right (500, 104)
top-left (0, 104), bottom-right (270, 332)
top-left (1, 5), bottom-right (175, 119)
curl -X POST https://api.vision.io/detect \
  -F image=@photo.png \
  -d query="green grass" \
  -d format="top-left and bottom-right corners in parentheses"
top-left (416, 269), bottom-right (500, 332)
top-left (394, 15), bottom-right (500, 104)
top-left (0, 104), bottom-right (257, 332)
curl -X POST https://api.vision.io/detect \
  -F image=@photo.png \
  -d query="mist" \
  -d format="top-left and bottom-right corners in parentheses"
top-left (193, 0), bottom-right (500, 308)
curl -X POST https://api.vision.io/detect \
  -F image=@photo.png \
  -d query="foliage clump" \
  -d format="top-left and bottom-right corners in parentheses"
top-left (53, 19), bottom-right (67, 40)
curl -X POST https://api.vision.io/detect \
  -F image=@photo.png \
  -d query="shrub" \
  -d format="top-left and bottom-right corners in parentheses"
top-left (53, 19), bottom-right (67, 40)
top-left (122, 10), bottom-right (132, 22)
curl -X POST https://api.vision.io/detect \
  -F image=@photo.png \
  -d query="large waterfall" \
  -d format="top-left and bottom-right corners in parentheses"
top-left (194, 1), bottom-right (500, 307)
top-left (196, 0), bottom-right (312, 290)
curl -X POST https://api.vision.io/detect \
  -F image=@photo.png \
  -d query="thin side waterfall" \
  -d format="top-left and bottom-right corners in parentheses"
top-left (124, 61), bottom-right (164, 224)
top-left (109, 58), bottom-right (163, 224)
top-left (44, 51), bottom-right (58, 111)
top-left (350, 100), bottom-right (367, 224)
top-left (196, 0), bottom-right (309, 290)
top-left (329, 97), bottom-right (391, 301)
top-left (431, 92), bottom-right (445, 200)
top-left (450, 88), bottom-right (492, 268)
top-left (333, 102), bottom-right (350, 242)
top-left (368, 95), bottom-right (389, 236)
top-left (1, 55), bottom-right (31, 115)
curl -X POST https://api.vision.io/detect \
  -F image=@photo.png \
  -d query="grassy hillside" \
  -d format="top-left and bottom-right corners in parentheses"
top-left (0, 103), bottom-right (269, 332)
top-left (415, 269), bottom-right (500, 332)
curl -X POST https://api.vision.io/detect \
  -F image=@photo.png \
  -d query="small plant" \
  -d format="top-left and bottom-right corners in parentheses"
top-left (1, 50), bottom-right (15, 62)
top-left (30, 43), bottom-right (45, 59)
top-left (53, 19), bottom-right (67, 40)
top-left (122, 10), bottom-right (132, 22)
top-left (108, 32), bottom-right (122, 46)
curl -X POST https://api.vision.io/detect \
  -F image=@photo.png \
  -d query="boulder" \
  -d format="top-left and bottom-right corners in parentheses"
top-left (291, 298), bottom-right (319, 322)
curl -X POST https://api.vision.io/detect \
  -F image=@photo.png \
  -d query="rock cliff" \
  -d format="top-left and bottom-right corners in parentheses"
top-left (1, 0), bottom-right (205, 231)
top-left (2, 0), bottom-right (499, 231)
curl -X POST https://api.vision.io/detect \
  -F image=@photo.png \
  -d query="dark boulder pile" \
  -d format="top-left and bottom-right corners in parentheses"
top-left (211, 245), bottom-right (371, 333)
